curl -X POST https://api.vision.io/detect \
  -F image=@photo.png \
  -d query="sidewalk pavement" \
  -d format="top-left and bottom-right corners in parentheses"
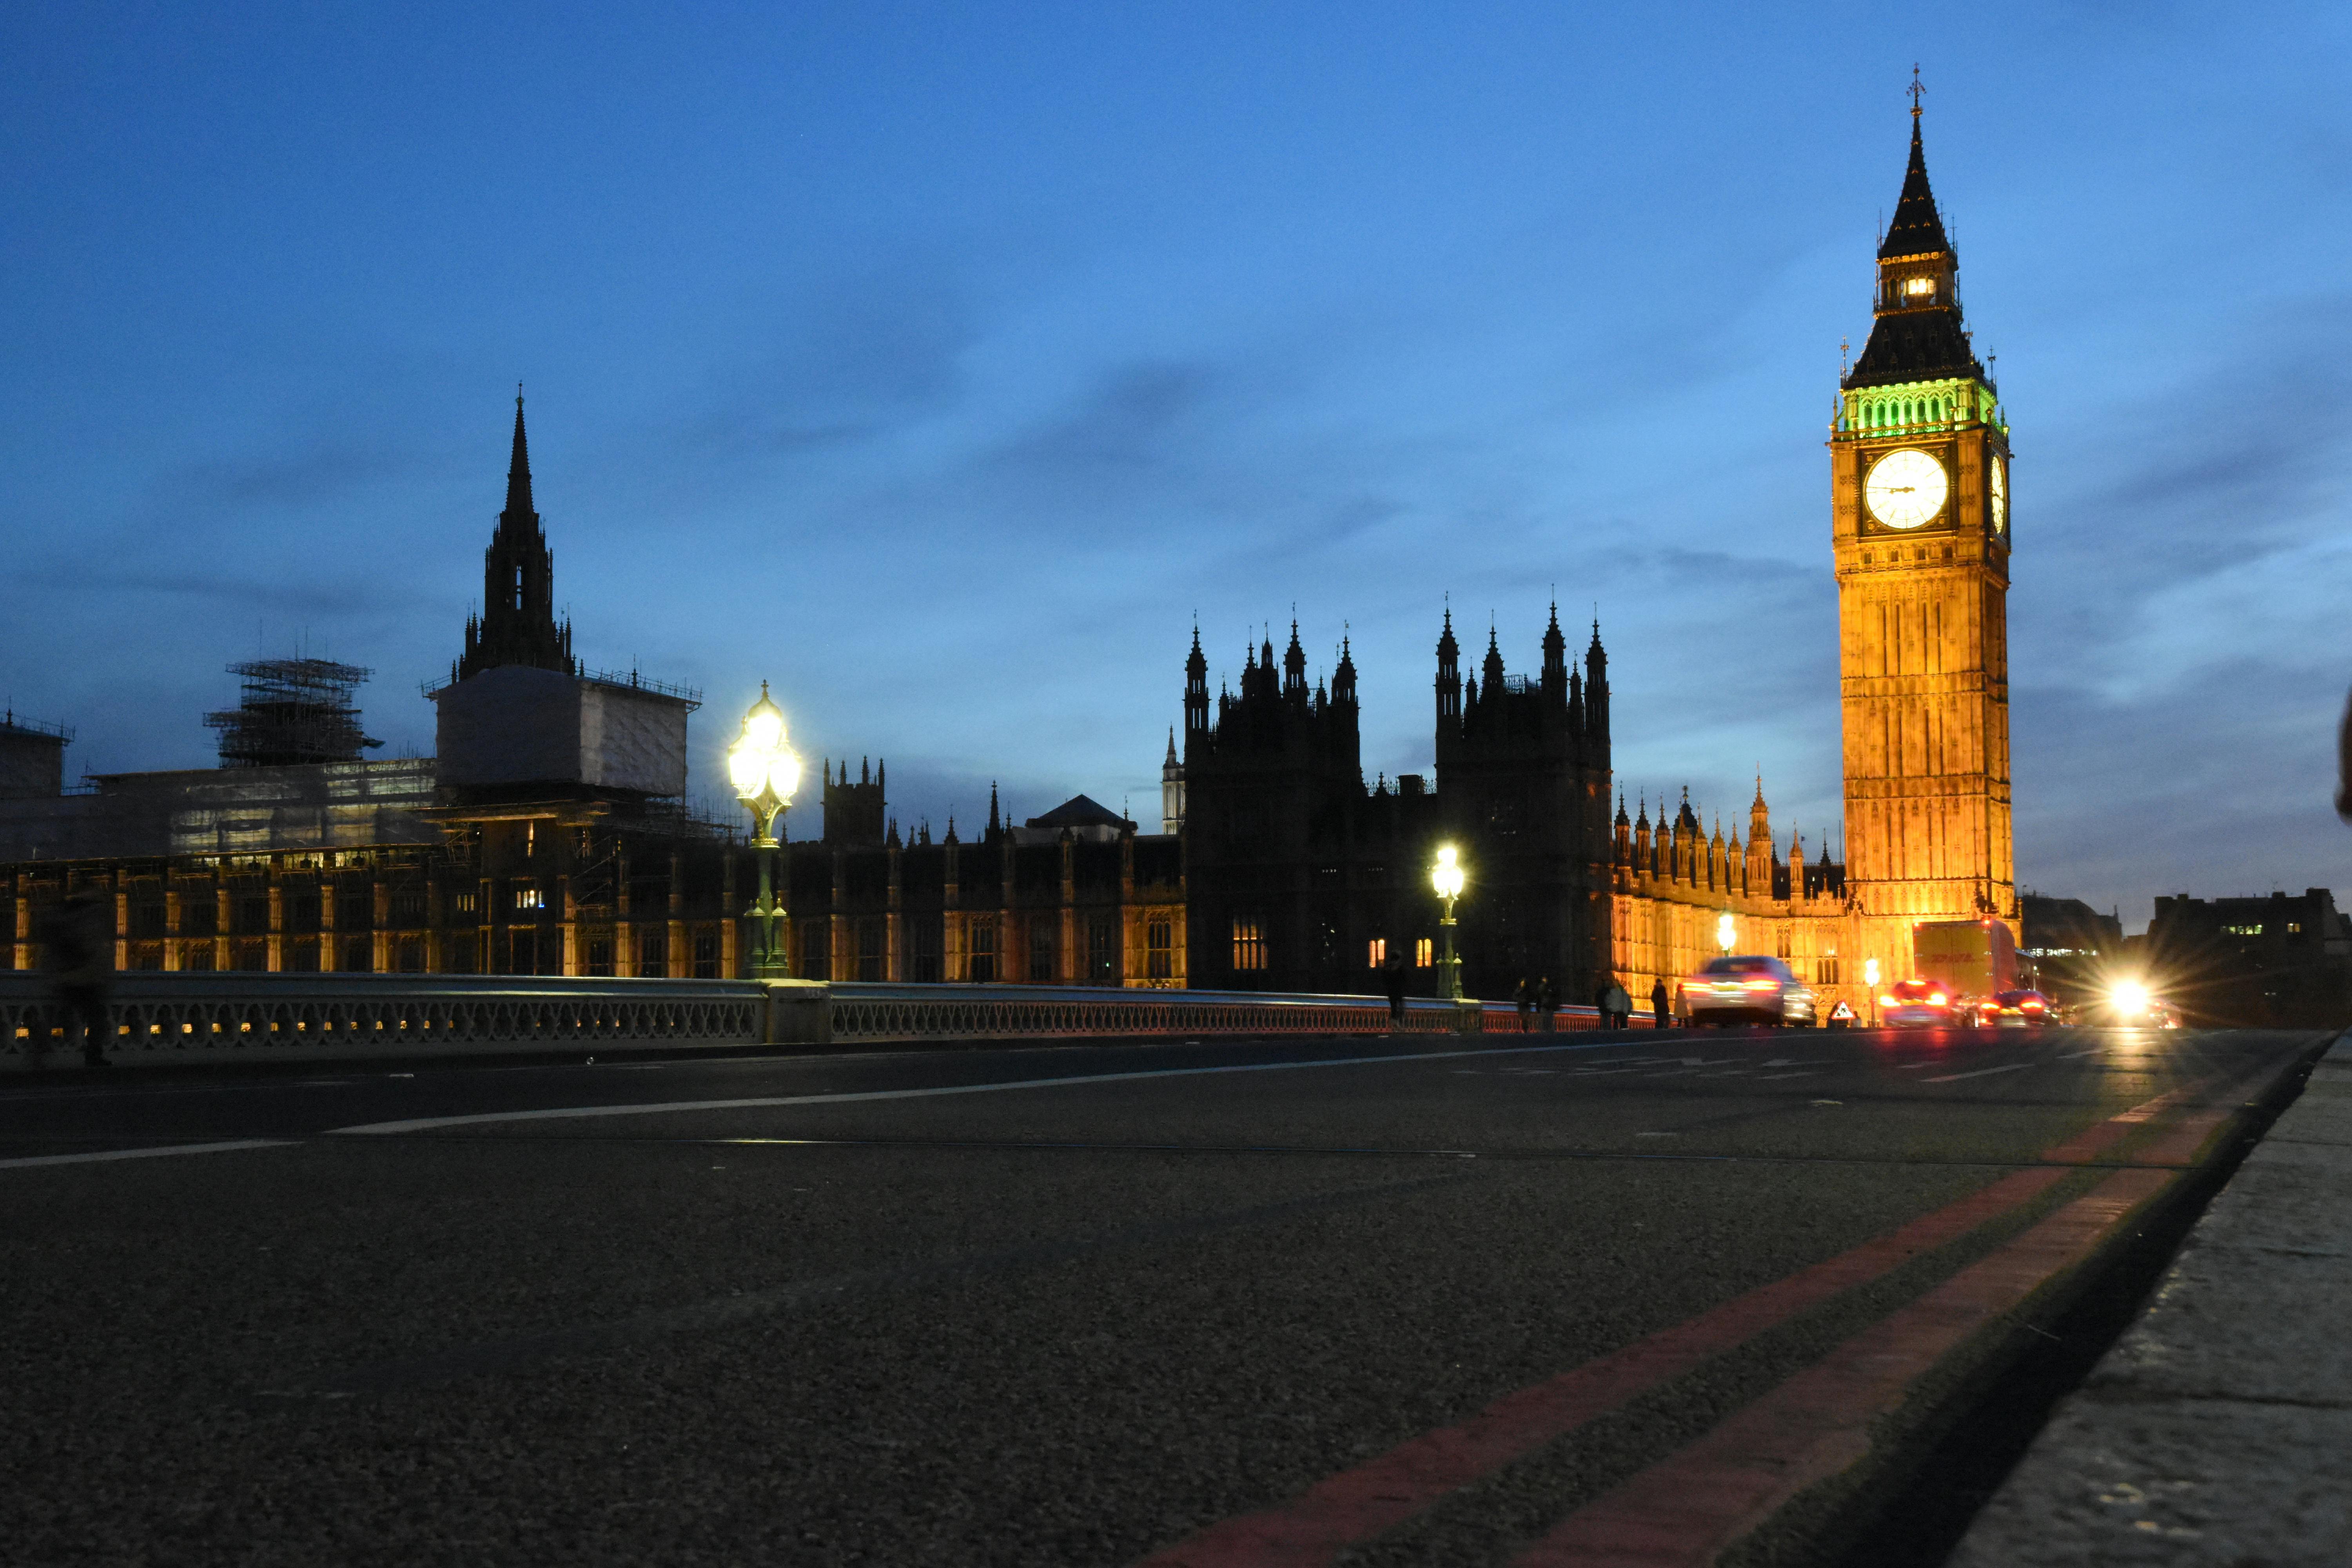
top-left (1949, 1031), bottom-right (2352, 1565)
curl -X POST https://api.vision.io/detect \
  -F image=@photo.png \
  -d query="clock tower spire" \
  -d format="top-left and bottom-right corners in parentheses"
top-left (1833, 87), bottom-right (2015, 969)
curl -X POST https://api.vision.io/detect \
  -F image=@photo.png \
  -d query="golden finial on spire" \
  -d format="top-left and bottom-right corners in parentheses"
top-left (1908, 65), bottom-right (1925, 120)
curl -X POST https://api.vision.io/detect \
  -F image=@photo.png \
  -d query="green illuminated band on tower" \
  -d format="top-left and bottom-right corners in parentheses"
top-left (1838, 377), bottom-right (2004, 437)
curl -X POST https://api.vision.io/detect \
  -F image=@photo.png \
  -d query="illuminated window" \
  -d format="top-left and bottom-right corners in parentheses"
top-left (514, 887), bottom-right (544, 911)
top-left (969, 917), bottom-right (996, 984)
top-left (2289, 923), bottom-right (2304, 935)
top-left (1818, 955), bottom-right (1841, 986)
top-left (1415, 937), bottom-right (1434, 968)
top-left (1368, 937), bottom-right (1387, 967)
top-left (1904, 277), bottom-right (1933, 297)
top-left (1232, 917), bottom-right (1267, 972)
top-left (1146, 917), bottom-right (1173, 980)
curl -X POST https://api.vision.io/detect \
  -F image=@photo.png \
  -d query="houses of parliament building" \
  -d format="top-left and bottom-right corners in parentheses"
top-left (0, 103), bottom-right (2014, 1011)
top-left (1178, 99), bottom-right (2016, 1008)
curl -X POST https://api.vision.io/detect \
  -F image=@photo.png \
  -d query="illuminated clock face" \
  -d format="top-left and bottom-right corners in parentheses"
top-left (1864, 448), bottom-right (1948, 530)
top-left (1989, 455), bottom-right (2007, 535)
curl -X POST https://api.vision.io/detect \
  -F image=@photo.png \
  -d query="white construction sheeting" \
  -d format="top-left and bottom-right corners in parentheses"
top-left (434, 666), bottom-right (689, 797)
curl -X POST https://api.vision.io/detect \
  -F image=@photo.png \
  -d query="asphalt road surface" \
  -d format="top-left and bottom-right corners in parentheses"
top-left (0, 1024), bottom-right (2323, 1566)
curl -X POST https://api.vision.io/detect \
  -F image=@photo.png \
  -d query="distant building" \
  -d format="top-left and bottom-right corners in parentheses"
top-left (2018, 892), bottom-right (2125, 1006)
top-left (2143, 889), bottom-right (2352, 1027)
top-left (0, 397), bottom-right (1183, 987)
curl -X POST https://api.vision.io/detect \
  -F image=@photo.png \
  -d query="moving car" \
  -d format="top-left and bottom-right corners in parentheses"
top-left (1976, 989), bottom-right (2056, 1028)
top-left (1684, 955), bottom-right (1817, 1028)
top-left (1880, 978), bottom-right (1958, 1029)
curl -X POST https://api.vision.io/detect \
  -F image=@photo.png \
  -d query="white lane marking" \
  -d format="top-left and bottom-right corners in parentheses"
top-left (326, 1040), bottom-right (1640, 1136)
top-left (1924, 1062), bottom-right (2036, 1083)
top-left (0, 1139), bottom-right (295, 1171)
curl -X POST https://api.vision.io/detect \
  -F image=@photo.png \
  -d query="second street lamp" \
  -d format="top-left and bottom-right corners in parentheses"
top-left (1432, 844), bottom-right (1466, 1001)
top-left (726, 682), bottom-right (801, 979)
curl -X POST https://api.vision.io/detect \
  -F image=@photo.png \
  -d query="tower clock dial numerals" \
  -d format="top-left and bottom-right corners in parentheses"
top-left (1863, 448), bottom-right (1947, 530)
top-left (1989, 455), bottom-right (2007, 535)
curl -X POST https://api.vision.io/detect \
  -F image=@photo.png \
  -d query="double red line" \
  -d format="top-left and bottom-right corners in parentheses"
top-left (1138, 1065), bottom-right (2278, 1568)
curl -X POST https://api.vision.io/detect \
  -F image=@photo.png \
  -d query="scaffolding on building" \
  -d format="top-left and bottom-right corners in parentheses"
top-left (205, 659), bottom-right (383, 768)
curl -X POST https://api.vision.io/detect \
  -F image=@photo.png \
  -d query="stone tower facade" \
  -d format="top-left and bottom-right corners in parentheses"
top-left (1832, 100), bottom-right (2016, 952)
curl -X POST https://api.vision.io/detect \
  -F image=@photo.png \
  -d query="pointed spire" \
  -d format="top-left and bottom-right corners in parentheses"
top-left (505, 388), bottom-right (535, 521)
top-left (1849, 80), bottom-right (1980, 388)
top-left (1164, 726), bottom-right (1178, 766)
top-left (1878, 82), bottom-right (1952, 261)
top-left (987, 782), bottom-right (1000, 835)
top-left (458, 391), bottom-right (571, 681)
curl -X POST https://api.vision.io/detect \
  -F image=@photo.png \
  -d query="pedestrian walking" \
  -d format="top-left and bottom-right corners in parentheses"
top-left (1537, 976), bottom-right (1556, 1033)
top-left (1607, 981), bottom-right (1631, 1028)
top-left (1650, 976), bottom-right (1670, 1030)
top-left (36, 890), bottom-right (113, 1069)
top-left (1515, 977), bottom-right (1534, 1033)
top-left (1383, 955), bottom-right (1408, 1030)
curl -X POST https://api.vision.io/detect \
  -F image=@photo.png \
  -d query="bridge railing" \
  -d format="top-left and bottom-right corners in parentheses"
top-left (0, 973), bottom-right (1615, 1070)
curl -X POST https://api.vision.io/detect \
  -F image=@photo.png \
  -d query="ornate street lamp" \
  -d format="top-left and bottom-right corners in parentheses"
top-left (726, 682), bottom-right (801, 979)
top-left (1863, 956), bottom-right (1882, 1029)
top-left (1431, 844), bottom-right (1466, 1001)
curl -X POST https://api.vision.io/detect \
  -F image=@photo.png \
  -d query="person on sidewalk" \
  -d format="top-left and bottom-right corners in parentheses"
top-left (1515, 978), bottom-right (1534, 1033)
top-left (1383, 956), bottom-right (1408, 1031)
top-left (1537, 976), bottom-right (1556, 1033)
top-left (1604, 980), bottom-right (1631, 1029)
top-left (1651, 976), bottom-right (1671, 1031)
top-left (36, 890), bottom-right (114, 1069)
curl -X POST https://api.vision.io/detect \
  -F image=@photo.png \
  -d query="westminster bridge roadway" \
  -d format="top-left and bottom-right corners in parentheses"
top-left (0, 1023), bottom-right (2325, 1566)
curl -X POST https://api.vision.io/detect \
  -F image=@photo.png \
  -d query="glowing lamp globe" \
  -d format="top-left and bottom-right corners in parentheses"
top-left (1431, 846), bottom-right (1464, 902)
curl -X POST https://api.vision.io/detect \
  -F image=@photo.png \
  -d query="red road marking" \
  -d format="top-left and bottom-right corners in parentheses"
top-left (1508, 1169), bottom-right (2174, 1567)
top-left (1133, 1073), bottom-right (2239, 1568)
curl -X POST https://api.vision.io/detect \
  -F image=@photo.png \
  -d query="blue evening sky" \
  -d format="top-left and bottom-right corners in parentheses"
top-left (4, 3), bottom-right (2347, 928)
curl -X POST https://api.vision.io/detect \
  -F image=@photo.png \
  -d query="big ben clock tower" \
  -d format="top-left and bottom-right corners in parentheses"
top-left (1833, 91), bottom-right (2016, 953)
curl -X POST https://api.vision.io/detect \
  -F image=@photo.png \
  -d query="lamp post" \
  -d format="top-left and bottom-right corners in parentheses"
top-left (726, 682), bottom-right (801, 979)
top-left (1863, 956), bottom-right (1881, 1029)
top-left (1432, 844), bottom-right (1466, 1001)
